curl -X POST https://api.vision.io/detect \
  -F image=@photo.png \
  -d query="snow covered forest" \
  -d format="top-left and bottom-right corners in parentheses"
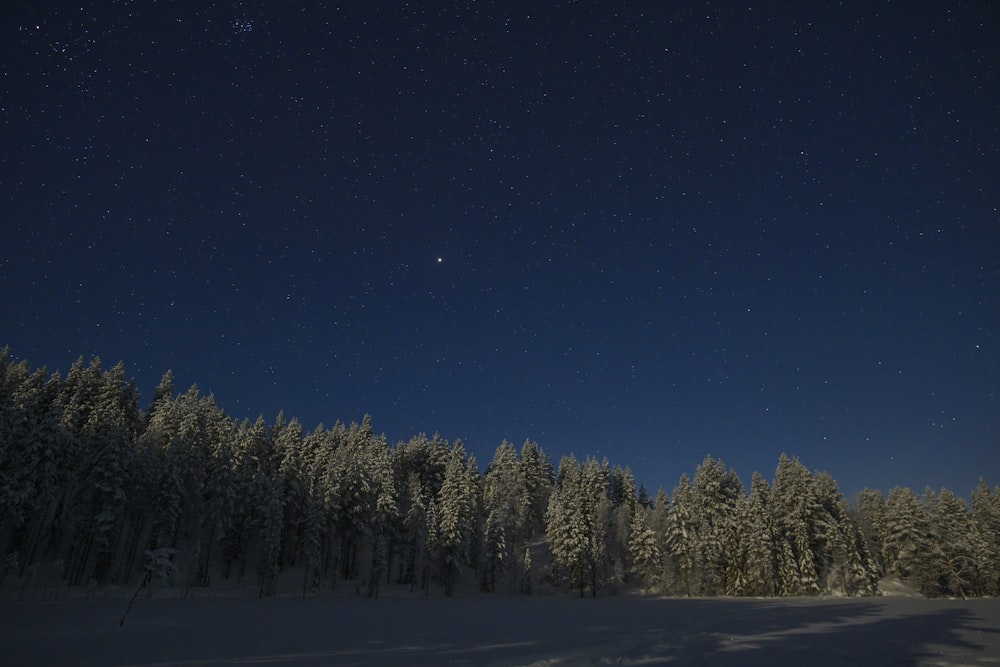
top-left (2, 349), bottom-right (998, 600)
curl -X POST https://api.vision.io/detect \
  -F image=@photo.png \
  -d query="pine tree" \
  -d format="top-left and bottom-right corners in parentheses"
top-left (744, 472), bottom-right (777, 596)
top-left (322, 417), bottom-right (381, 580)
top-left (665, 474), bottom-right (700, 596)
top-left (637, 485), bottom-right (652, 510)
top-left (846, 506), bottom-right (881, 596)
top-left (53, 356), bottom-right (104, 586)
top-left (607, 465), bottom-right (638, 586)
top-left (256, 478), bottom-right (283, 598)
top-left (367, 443), bottom-right (397, 598)
top-left (971, 479), bottom-right (1000, 596)
top-left (81, 362), bottom-right (139, 585)
top-left (437, 442), bottom-right (474, 596)
top-left (545, 455), bottom-right (608, 596)
top-left (628, 505), bottom-right (661, 589)
top-left (393, 433), bottom-right (453, 587)
top-left (196, 418), bottom-right (238, 587)
top-left (927, 487), bottom-right (978, 598)
top-left (545, 459), bottom-right (586, 595)
top-left (422, 495), bottom-right (440, 594)
top-left (519, 439), bottom-right (554, 537)
top-left (856, 488), bottom-right (888, 576)
top-left (145, 386), bottom-right (214, 554)
top-left (274, 414), bottom-right (307, 569)
top-left (222, 416), bottom-right (270, 581)
top-left (727, 492), bottom-right (754, 596)
top-left (691, 456), bottom-right (744, 595)
top-left (809, 471), bottom-right (876, 596)
top-left (520, 544), bottom-right (533, 594)
top-left (299, 472), bottom-right (326, 596)
top-left (480, 508), bottom-right (506, 593)
top-left (648, 487), bottom-right (671, 590)
top-left (771, 454), bottom-right (821, 595)
top-left (60, 356), bottom-right (137, 587)
top-left (146, 370), bottom-right (174, 427)
top-left (399, 472), bottom-right (427, 588)
top-left (480, 441), bottom-right (526, 592)
top-left (463, 453), bottom-right (483, 570)
top-left (883, 486), bottom-right (931, 590)
top-left (775, 536), bottom-right (799, 596)
top-left (0, 362), bottom-right (63, 577)
top-left (582, 457), bottom-right (610, 595)
top-left (0, 363), bottom-right (50, 543)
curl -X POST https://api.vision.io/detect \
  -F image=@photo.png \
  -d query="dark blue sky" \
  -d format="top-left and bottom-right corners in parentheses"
top-left (3, 1), bottom-right (997, 498)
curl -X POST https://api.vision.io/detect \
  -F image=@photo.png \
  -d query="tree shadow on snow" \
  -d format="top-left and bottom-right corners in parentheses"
top-left (562, 598), bottom-right (1000, 666)
top-left (2, 596), bottom-right (999, 666)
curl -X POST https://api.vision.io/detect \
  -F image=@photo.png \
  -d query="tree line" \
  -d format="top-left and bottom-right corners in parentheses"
top-left (1, 348), bottom-right (997, 599)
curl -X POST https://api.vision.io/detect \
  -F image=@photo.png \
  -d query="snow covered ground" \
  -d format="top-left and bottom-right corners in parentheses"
top-left (2, 594), bottom-right (999, 666)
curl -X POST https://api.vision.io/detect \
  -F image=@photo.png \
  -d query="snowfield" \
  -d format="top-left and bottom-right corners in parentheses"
top-left (2, 595), bottom-right (999, 666)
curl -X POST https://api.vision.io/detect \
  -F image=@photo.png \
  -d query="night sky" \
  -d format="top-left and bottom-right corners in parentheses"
top-left (3, 2), bottom-right (997, 498)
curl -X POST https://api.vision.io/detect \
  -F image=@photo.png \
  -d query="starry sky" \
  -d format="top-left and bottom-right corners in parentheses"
top-left (2, 1), bottom-right (998, 498)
